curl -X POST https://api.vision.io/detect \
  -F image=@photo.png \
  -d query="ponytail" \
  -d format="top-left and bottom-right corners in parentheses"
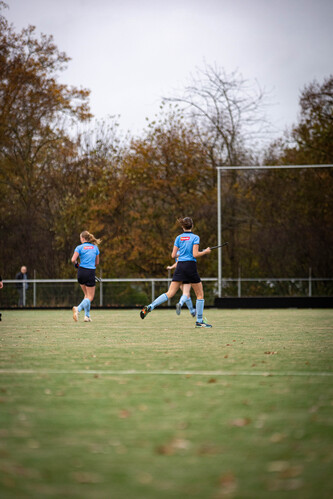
top-left (80, 230), bottom-right (102, 246)
top-left (177, 217), bottom-right (193, 230)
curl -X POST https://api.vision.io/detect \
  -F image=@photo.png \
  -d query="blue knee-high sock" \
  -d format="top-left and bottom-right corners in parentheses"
top-left (78, 298), bottom-right (90, 315)
top-left (196, 299), bottom-right (204, 322)
top-left (150, 293), bottom-right (168, 310)
top-left (85, 299), bottom-right (91, 317)
top-left (77, 298), bottom-right (86, 313)
top-left (185, 297), bottom-right (195, 315)
top-left (179, 294), bottom-right (188, 307)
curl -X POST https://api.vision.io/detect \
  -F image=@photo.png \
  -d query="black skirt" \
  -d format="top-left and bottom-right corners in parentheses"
top-left (172, 261), bottom-right (201, 284)
top-left (77, 267), bottom-right (96, 287)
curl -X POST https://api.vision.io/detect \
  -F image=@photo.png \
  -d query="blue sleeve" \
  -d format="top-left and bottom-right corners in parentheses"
top-left (96, 246), bottom-right (100, 255)
top-left (174, 235), bottom-right (180, 248)
top-left (74, 245), bottom-right (81, 254)
top-left (193, 235), bottom-right (200, 245)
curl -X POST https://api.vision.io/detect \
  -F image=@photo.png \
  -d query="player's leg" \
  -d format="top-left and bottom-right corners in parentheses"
top-left (176, 283), bottom-right (192, 315)
top-left (183, 284), bottom-right (196, 317)
top-left (73, 284), bottom-right (86, 321)
top-left (141, 281), bottom-right (181, 319)
top-left (83, 285), bottom-right (95, 321)
top-left (191, 282), bottom-right (212, 328)
top-left (73, 284), bottom-right (93, 321)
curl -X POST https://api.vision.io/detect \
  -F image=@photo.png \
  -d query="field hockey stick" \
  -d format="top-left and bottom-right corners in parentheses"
top-left (210, 242), bottom-right (229, 250)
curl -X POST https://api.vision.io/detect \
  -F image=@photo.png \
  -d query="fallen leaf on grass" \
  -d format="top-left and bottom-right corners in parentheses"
top-left (280, 465), bottom-right (303, 479)
top-left (156, 437), bottom-right (191, 455)
top-left (156, 444), bottom-right (174, 456)
top-left (208, 378), bottom-right (217, 383)
top-left (267, 461), bottom-right (290, 472)
top-left (229, 417), bottom-right (251, 427)
top-left (270, 433), bottom-right (286, 443)
top-left (138, 404), bottom-right (148, 411)
top-left (27, 439), bottom-right (40, 449)
top-left (267, 461), bottom-right (303, 478)
top-left (197, 443), bottom-right (221, 456)
top-left (118, 409), bottom-right (131, 419)
top-left (218, 472), bottom-right (237, 495)
top-left (137, 472), bottom-right (153, 484)
top-left (71, 471), bottom-right (102, 484)
top-left (264, 351), bottom-right (278, 355)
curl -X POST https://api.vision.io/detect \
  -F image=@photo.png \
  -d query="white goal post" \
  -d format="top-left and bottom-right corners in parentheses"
top-left (216, 164), bottom-right (333, 298)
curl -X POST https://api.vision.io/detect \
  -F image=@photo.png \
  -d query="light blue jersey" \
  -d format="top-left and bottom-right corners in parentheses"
top-left (174, 232), bottom-right (200, 262)
top-left (75, 243), bottom-right (99, 269)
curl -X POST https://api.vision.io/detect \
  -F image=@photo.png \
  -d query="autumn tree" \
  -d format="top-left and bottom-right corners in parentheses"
top-left (0, 3), bottom-right (92, 276)
top-left (166, 64), bottom-right (269, 277)
top-left (252, 76), bottom-right (333, 279)
top-left (87, 109), bottom-right (218, 278)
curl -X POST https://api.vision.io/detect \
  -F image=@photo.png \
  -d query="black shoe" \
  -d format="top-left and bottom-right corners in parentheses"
top-left (176, 303), bottom-right (181, 316)
top-left (140, 305), bottom-right (151, 319)
top-left (195, 321), bottom-right (212, 328)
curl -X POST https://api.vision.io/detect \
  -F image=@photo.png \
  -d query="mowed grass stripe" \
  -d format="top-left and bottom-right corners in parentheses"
top-left (0, 369), bottom-right (332, 376)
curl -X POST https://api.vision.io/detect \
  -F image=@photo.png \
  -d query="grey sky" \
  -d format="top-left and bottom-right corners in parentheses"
top-left (5, 0), bottom-right (333, 139)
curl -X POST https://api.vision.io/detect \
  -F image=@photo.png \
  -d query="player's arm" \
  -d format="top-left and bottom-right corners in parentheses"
top-left (166, 262), bottom-right (177, 270)
top-left (193, 244), bottom-right (211, 258)
top-left (71, 251), bottom-right (79, 264)
top-left (95, 255), bottom-right (100, 266)
top-left (171, 245), bottom-right (179, 259)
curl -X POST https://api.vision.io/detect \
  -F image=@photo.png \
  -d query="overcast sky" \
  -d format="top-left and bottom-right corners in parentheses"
top-left (5, 0), bottom-right (333, 139)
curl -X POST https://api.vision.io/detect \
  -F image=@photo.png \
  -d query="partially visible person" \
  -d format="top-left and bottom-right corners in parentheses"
top-left (166, 259), bottom-right (196, 317)
top-left (15, 266), bottom-right (28, 307)
top-left (141, 217), bottom-right (212, 328)
top-left (71, 231), bottom-right (101, 322)
top-left (0, 274), bottom-right (3, 321)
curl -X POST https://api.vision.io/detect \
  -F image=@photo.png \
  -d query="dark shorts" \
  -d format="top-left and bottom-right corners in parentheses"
top-left (172, 261), bottom-right (201, 284)
top-left (78, 267), bottom-right (96, 287)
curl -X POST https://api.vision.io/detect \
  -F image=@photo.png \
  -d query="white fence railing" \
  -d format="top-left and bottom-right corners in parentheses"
top-left (2, 276), bottom-right (333, 307)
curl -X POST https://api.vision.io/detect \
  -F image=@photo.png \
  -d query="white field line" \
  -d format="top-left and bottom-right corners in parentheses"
top-left (0, 369), bottom-right (332, 377)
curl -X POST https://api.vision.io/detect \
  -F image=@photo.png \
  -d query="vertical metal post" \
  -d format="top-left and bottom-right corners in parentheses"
top-left (309, 267), bottom-right (312, 297)
top-left (33, 270), bottom-right (36, 307)
top-left (151, 280), bottom-right (155, 303)
top-left (238, 267), bottom-right (241, 297)
top-left (167, 270), bottom-right (171, 305)
top-left (217, 168), bottom-right (222, 298)
top-left (23, 282), bottom-right (26, 307)
top-left (99, 269), bottom-right (103, 307)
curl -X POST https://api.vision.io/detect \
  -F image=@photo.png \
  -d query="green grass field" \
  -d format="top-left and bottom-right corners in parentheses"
top-left (0, 308), bottom-right (332, 498)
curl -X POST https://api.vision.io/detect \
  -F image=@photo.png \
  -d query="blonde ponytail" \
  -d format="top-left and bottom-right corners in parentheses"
top-left (80, 230), bottom-right (102, 246)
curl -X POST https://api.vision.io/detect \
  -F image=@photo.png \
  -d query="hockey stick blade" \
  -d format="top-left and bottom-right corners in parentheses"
top-left (210, 242), bottom-right (229, 250)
